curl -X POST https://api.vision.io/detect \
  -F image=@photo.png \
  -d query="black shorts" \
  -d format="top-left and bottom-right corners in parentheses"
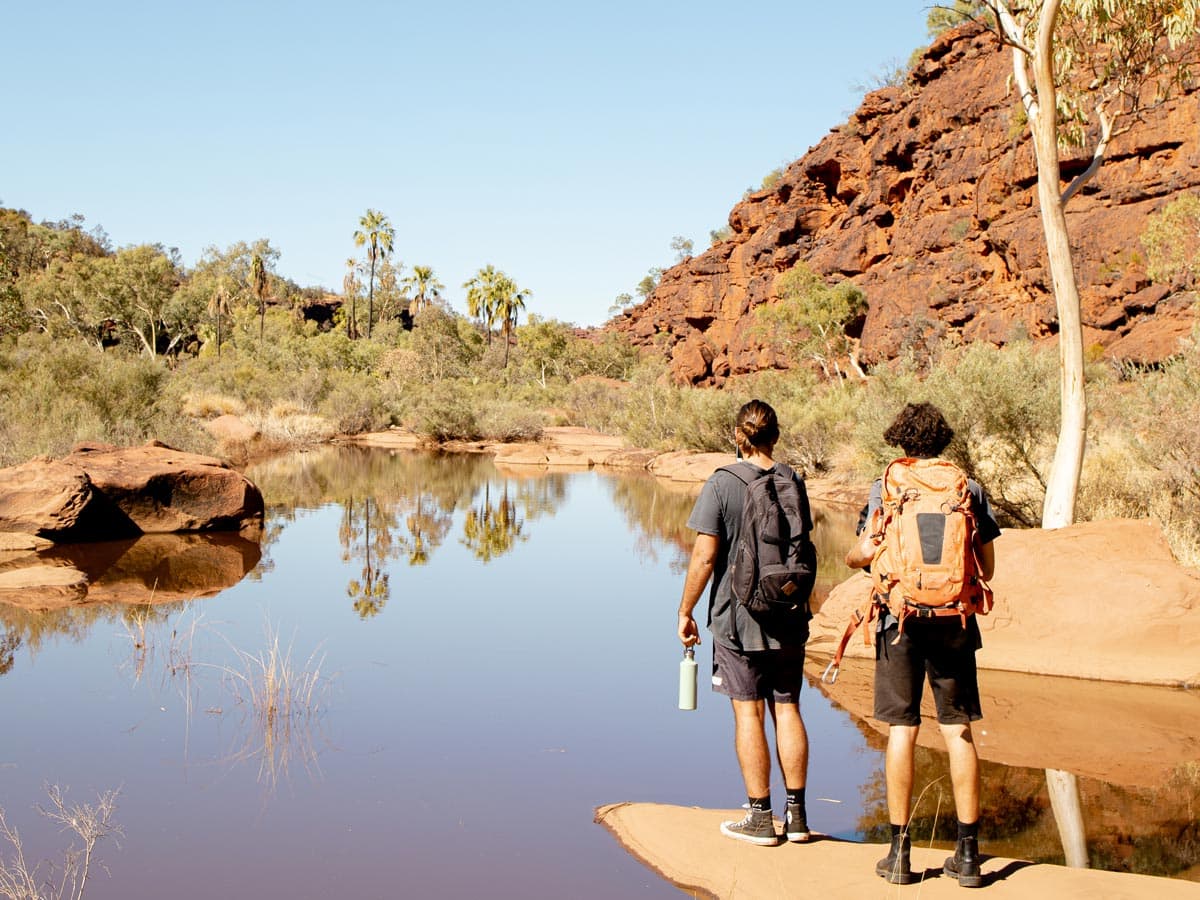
top-left (712, 642), bottom-right (805, 703)
top-left (873, 619), bottom-right (982, 726)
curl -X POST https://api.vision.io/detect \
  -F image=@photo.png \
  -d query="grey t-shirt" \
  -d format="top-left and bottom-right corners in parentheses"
top-left (686, 461), bottom-right (812, 652)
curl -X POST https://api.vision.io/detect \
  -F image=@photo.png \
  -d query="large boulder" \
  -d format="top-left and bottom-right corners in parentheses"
top-left (0, 459), bottom-right (95, 539)
top-left (61, 442), bottom-right (264, 536)
top-left (808, 518), bottom-right (1200, 686)
top-left (0, 442), bottom-right (265, 542)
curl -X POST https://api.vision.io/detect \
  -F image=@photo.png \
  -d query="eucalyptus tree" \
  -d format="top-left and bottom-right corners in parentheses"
top-left (401, 265), bottom-right (445, 318)
top-left (979, 0), bottom-right (1199, 531)
top-left (353, 209), bottom-right (395, 339)
top-left (978, 0), bottom-right (1200, 867)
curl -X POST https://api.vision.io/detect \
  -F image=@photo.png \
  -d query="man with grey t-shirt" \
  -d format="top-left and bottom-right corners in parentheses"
top-left (677, 400), bottom-right (814, 847)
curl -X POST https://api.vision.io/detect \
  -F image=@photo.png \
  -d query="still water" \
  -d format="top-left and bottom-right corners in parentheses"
top-left (0, 447), bottom-right (1197, 897)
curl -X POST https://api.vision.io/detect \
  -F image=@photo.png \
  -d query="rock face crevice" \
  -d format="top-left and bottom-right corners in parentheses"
top-left (611, 22), bottom-right (1200, 385)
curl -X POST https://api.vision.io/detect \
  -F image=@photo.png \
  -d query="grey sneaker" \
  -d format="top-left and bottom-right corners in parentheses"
top-left (720, 807), bottom-right (779, 846)
top-left (784, 802), bottom-right (810, 843)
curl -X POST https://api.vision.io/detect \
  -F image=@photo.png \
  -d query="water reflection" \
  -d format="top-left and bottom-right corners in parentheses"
top-left (0, 532), bottom-right (261, 676)
top-left (0, 447), bottom-right (1195, 895)
top-left (341, 497), bottom-right (394, 618)
top-left (812, 656), bottom-right (1200, 879)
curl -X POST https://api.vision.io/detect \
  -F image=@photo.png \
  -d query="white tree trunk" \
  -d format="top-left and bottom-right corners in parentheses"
top-left (1046, 768), bottom-right (1090, 867)
top-left (1027, 0), bottom-right (1086, 531)
top-left (1021, 2), bottom-right (1091, 869)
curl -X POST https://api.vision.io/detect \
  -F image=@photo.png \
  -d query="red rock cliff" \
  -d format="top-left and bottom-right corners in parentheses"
top-left (610, 22), bottom-right (1200, 385)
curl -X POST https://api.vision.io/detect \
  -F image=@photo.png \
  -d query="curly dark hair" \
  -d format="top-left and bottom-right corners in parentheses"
top-left (734, 399), bottom-right (780, 455)
top-left (883, 402), bottom-right (954, 458)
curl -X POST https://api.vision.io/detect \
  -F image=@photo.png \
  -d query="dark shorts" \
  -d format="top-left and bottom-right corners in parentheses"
top-left (712, 641), bottom-right (806, 703)
top-left (874, 619), bottom-right (982, 726)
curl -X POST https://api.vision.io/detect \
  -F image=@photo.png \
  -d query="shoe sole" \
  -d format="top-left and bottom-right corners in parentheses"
top-left (944, 863), bottom-right (983, 888)
top-left (876, 863), bottom-right (917, 884)
top-left (720, 822), bottom-right (779, 846)
top-left (785, 831), bottom-right (811, 843)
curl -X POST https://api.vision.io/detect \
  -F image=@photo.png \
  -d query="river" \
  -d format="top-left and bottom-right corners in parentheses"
top-left (0, 446), bottom-right (1195, 897)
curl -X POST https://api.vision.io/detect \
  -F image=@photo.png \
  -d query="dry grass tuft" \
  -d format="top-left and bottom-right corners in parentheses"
top-left (220, 627), bottom-right (329, 787)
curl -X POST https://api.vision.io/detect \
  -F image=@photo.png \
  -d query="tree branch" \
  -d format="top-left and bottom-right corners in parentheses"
top-left (1061, 103), bottom-right (1113, 206)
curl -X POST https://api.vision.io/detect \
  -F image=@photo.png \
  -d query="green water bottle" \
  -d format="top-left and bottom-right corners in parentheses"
top-left (678, 647), bottom-right (697, 711)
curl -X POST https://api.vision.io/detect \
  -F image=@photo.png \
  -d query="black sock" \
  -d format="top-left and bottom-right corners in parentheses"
top-left (891, 823), bottom-right (904, 839)
top-left (748, 795), bottom-right (771, 812)
top-left (958, 820), bottom-right (979, 841)
top-left (785, 787), bottom-right (806, 808)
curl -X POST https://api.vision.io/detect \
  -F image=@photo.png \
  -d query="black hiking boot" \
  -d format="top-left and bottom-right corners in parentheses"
top-left (876, 833), bottom-right (917, 884)
top-left (944, 836), bottom-right (983, 887)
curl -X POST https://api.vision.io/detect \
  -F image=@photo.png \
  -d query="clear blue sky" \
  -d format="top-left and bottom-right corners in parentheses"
top-left (4, 1), bottom-right (933, 327)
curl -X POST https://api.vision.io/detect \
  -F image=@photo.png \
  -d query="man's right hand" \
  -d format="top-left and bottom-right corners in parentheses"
top-left (678, 613), bottom-right (700, 647)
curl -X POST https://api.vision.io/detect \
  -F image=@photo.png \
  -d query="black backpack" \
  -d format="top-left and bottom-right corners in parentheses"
top-left (721, 462), bottom-right (817, 616)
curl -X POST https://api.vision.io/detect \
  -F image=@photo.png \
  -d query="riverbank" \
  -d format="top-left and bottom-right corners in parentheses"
top-left (338, 424), bottom-right (870, 507)
top-left (596, 803), bottom-right (1200, 899)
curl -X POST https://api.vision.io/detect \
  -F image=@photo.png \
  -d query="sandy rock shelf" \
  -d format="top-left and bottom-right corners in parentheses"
top-left (597, 803), bottom-right (1200, 900)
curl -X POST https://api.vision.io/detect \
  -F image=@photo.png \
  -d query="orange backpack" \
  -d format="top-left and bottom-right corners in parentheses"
top-left (822, 458), bottom-right (993, 684)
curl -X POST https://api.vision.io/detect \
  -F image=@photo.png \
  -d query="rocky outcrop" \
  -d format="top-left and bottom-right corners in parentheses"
top-left (611, 22), bottom-right (1200, 384)
top-left (0, 442), bottom-right (264, 541)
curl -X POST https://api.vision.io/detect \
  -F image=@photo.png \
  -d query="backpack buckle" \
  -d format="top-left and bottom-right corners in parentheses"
top-left (821, 660), bottom-right (840, 685)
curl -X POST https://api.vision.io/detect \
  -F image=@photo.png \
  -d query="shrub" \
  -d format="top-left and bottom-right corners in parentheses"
top-left (478, 403), bottom-right (545, 443)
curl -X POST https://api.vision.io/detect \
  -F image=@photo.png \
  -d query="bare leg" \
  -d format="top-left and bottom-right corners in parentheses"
top-left (938, 722), bottom-right (980, 823)
top-left (768, 699), bottom-right (808, 790)
top-left (731, 699), bottom-right (771, 798)
top-left (886, 725), bottom-right (919, 826)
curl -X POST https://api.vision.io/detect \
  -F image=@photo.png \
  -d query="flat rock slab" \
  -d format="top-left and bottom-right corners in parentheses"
top-left (810, 518), bottom-right (1200, 686)
top-left (597, 802), bottom-right (1200, 900)
top-left (809, 657), bottom-right (1200, 788)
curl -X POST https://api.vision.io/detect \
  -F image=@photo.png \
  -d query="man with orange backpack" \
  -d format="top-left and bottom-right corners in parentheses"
top-left (844, 402), bottom-right (999, 888)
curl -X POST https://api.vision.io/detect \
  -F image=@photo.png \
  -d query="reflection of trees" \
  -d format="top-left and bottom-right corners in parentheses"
top-left (341, 497), bottom-right (395, 619)
top-left (0, 630), bottom-right (20, 676)
top-left (401, 496), bottom-right (452, 566)
top-left (604, 474), bottom-right (697, 573)
top-left (461, 482), bottom-right (526, 563)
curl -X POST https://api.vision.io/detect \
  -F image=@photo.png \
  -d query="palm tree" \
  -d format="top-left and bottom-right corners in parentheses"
top-left (249, 253), bottom-right (268, 345)
top-left (206, 278), bottom-right (231, 358)
top-left (353, 209), bottom-right (395, 339)
top-left (463, 265), bottom-right (500, 345)
top-left (401, 265), bottom-right (445, 319)
top-left (494, 275), bottom-right (531, 368)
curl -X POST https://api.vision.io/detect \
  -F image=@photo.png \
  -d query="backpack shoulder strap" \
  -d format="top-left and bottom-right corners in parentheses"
top-left (718, 462), bottom-right (765, 486)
